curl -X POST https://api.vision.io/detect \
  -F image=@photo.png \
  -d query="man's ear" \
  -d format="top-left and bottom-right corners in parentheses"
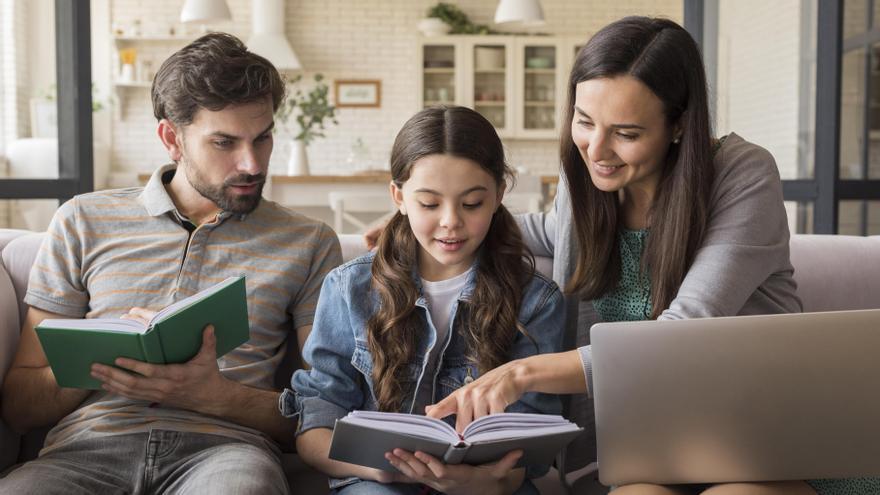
top-left (390, 181), bottom-right (406, 215)
top-left (157, 119), bottom-right (183, 162)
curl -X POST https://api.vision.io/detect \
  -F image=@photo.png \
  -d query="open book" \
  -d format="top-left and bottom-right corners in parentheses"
top-left (329, 411), bottom-right (583, 471)
top-left (35, 276), bottom-right (250, 389)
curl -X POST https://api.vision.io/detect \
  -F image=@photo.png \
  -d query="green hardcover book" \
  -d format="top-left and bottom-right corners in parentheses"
top-left (35, 276), bottom-right (250, 389)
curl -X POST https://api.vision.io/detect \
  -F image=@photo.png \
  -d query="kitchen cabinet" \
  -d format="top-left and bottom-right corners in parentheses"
top-left (418, 36), bottom-right (579, 139)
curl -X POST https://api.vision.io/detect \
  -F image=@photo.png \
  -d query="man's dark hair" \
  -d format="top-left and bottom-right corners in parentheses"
top-left (151, 32), bottom-right (285, 126)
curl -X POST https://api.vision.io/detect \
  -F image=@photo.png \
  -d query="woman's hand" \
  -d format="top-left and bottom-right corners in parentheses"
top-left (426, 351), bottom-right (587, 433)
top-left (425, 360), bottom-right (529, 433)
top-left (385, 448), bottom-right (524, 495)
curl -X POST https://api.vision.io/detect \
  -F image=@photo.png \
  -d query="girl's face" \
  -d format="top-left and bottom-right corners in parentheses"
top-left (391, 154), bottom-right (503, 282)
top-left (571, 75), bottom-right (678, 203)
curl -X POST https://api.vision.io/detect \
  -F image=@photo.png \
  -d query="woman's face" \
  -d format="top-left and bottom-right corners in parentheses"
top-left (571, 75), bottom-right (678, 201)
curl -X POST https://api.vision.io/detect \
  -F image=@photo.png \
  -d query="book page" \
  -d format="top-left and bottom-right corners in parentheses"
top-left (344, 411), bottom-right (459, 443)
top-left (36, 318), bottom-right (147, 334)
top-left (151, 276), bottom-right (241, 324)
top-left (463, 413), bottom-right (580, 443)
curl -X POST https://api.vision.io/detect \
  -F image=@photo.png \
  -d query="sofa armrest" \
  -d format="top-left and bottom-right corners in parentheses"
top-left (0, 258), bottom-right (22, 471)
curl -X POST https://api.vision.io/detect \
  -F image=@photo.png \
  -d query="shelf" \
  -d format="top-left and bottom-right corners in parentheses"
top-left (423, 100), bottom-right (454, 106)
top-left (475, 69), bottom-right (505, 74)
top-left (114, 81), bottom-right (152, 88)
top-left (114, 35), bottom-right (194, 43)
top-left (474, 100), bottom-right (506, 107)
top-left (525, 68), bottom-right (556, 75)
top-left (524, 101), bottom-right (555, 107)
top-left (424, 68), bottom-right (455, 74)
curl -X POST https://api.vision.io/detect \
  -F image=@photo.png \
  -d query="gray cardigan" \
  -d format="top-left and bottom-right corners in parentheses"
top-left (516, 133), bottom-right (803, 469)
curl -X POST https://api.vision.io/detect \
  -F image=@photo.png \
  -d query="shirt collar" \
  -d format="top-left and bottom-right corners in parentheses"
top-left (138, 163), bottom-right (249, 223)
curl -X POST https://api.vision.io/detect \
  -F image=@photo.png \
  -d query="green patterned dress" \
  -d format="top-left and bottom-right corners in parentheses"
top-left (592, 228), bottom-right (880, 495)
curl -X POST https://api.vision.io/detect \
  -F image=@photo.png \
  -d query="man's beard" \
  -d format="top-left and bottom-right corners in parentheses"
top-left (181, 156), bottom-right (265, 214)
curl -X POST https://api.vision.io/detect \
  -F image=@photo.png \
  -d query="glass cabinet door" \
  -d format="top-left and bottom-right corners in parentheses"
top-left (422, 44), bottom-right (456, 108)
top-left (472, 44), bottom-right (508, 130)
top-left (522, 45), bottom-right (557, 132)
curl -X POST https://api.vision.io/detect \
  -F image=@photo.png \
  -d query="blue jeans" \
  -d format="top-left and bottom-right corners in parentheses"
top-left (332, 479), bottom-right (539, 495)
top-left (0, 429), bottom-right (287, 495)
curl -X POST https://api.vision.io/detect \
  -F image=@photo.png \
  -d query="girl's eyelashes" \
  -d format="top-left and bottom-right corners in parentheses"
top-left (617, 132), bottom-right (638, 141)
top-left (213, 139), bottom-right (233, 148)
top-left (416, 201), bottom-right (484, 210)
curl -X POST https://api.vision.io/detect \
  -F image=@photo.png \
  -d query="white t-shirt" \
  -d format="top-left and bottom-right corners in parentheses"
top-left (413, 267), bottom-right (473, 411)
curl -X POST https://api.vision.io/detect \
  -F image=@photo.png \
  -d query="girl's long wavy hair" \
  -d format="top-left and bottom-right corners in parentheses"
top-left (561, 17), bottom-right (715, 319)
top-left (368, 106), bottom-right (535, 412)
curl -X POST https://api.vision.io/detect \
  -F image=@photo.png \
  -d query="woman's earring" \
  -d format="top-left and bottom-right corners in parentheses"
top-left (672, 136), bottom-right (681, 144)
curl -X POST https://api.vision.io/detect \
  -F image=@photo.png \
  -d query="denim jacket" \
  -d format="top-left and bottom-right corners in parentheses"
top-left (281, 252), bottom-right (566, 489)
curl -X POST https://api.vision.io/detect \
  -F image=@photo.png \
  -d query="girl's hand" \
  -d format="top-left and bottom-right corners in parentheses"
top-left (385, 448), bottom-right (524, 495)
top-left (425, 359), bottom-right (527, 433)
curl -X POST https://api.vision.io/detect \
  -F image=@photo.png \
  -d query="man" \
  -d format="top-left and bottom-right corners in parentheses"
top-left (0, 33), bottom-right (340, 494)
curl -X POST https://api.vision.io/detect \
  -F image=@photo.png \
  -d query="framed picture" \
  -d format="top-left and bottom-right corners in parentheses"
top-left (334, 80), bottom-right (381, 108)
top-left (30, 98), bottom-right (58, 138)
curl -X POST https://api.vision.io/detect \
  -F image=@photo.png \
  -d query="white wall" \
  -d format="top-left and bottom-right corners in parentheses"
top-left (715, 0), bottom-right (810, 181)
top-left (105, 0), bottom-right (681, 183)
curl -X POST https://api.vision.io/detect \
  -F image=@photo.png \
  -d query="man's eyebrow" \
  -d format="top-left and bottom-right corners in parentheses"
top-left (573, 106), bottom-right (645, 130)
top-left (207, 122), bottom-right (275, 140)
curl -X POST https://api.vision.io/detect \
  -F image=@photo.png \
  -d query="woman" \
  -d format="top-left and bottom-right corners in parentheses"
top-left (418, 16), bottom-right (872, 495)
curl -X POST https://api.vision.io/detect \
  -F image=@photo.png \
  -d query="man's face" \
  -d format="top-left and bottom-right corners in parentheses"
top-left (177, 99), bottom-right (275, 213)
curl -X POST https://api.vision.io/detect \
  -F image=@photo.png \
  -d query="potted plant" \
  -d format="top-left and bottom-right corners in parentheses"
top-left (276, 74), bottom-right (338, 175)
top-left (422, 3), bottom-right (493, 35)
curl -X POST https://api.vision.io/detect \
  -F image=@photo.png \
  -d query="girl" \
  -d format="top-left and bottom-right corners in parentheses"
top-left (288, 106), bottom-right (565, 495)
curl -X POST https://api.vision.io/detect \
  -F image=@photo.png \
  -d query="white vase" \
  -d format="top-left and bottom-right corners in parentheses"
top-left (417, 18), bottom-right (451, 37)
top-left (287, 140), bottom-right (310, 175)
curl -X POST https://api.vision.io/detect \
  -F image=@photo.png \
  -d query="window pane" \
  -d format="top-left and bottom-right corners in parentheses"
top-left (716, 1), bottom-right (816, 180)
top-left (870, 44), bottom-right (880, 179)
top-left (845, 0), bottom-right (869, 40)
top-left (870, 200), bottom-right (880, 234)
top-left (838, 200), bottom-right (880, 235)
top-left (784, 201), bottom-right (814, 235)
top-left (840, 48), bottom-right (866, 179)
top-left (0, 198), bottom-right (59, 230)
top-left (874, 0), bottom-right (880, 31)
top-left (839, 200), bottom-right (863, 235)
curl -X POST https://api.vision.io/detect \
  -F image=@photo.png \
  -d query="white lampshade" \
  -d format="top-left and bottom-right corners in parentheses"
top-left (180, 0), bottom-right (232, 24)
top-left (246, 0), bottom-right (302, 70)
top-left (494, 0), bottom-right (545, 26)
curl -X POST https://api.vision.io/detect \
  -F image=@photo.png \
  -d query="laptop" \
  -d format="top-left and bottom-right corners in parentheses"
top-left (590, 309), bottom-right (880, 487)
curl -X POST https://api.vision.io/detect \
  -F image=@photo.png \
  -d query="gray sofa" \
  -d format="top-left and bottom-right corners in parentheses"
top-left (2, 228), bottom-right (880, 493)
top-left (0, 229), bottom-right (576, 494)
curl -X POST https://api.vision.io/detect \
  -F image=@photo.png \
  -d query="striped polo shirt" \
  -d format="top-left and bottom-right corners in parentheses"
top-left (24, 163), bottom-right (341, 455)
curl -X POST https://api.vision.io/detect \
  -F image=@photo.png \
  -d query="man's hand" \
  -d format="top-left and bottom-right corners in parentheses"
top-left (363, 219), bottom-right (389, 251)
top-left (90, 323), bottom-right (228, 414)
top-left (385, 448), bottom-right (524, 495)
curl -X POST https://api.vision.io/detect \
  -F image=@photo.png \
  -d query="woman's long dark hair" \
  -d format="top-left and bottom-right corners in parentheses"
top-left (368, 106), bottom-right (535, 412)
top-left (561, 16), bottom-right (715, 319)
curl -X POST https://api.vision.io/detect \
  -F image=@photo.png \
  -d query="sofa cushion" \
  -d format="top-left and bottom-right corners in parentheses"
top-left (790, 235), bottom-right (880, 312)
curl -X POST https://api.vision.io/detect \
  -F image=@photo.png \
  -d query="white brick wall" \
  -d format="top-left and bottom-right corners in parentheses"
top-left (715, 0), bottom-right (809, 181)
top-left (106, 0), bottom-right (681, 181)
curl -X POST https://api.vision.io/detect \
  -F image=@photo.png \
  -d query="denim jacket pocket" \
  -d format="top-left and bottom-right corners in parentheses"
top-left (436, 359), bottom-right (480, 401)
